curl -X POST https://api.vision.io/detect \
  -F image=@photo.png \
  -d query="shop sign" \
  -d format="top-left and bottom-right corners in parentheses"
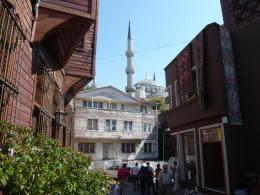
top-left (202, 127), bottom-right (222, 143)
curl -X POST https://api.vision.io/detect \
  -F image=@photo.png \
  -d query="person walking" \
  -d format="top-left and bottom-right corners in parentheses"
top-left (130, 162), bottom-right (140, 191)
top-left (155, 164), bottom-right (162, 193)
top-left (158, 164), bottom-right (172, 195)
top-left (139, 165), bottom-right (147, 195)
top-left (117, 163), bottom-right (129, 195)
top-left (171, 161), bottom-right (179, 191)
top-left (145, 162), bottom-right (155, 195)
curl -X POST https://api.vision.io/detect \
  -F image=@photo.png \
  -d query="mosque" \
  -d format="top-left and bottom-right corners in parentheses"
top-left (125, 21), bottom-right (166, 99)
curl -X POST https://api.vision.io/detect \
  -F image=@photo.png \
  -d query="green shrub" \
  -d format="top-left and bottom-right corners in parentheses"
top-left (0, 122), bottom-right (113, 194)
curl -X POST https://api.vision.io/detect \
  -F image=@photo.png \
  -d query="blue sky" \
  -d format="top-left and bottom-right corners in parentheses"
top-left (95, 0), bottom-right (223, 91)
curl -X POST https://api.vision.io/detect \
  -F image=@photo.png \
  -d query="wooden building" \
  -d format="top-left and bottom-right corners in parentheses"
top-left (221, 1), bottom-right (260, 194)
top-left (160, 23), bottom-right (244, 194)
top-left (160, 1), bottom-right (260, 194)
top-left (0, 0), bottom-right (98, 147)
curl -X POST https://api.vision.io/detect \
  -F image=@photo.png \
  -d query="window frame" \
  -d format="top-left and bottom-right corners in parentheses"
top-left (87, 119), bottom-right (98, 130)
top-left (144, 143), bottom-right (153, 153)
top-left (111, 103), bottom-right (117, 110)
top-left (78, 142), bottom-right (95, 154)
top-left (124, 121), bottom-right (133, 132)
top-left (105, 119), bottom-right (117, 131)
top-left (121, 143), bottom-right (135, 153)
top-left (144, 123), bottom-right (152, 133)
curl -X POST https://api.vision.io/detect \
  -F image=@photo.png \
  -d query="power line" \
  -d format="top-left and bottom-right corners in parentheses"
top-left (96, 40), bottom-right (188, 60)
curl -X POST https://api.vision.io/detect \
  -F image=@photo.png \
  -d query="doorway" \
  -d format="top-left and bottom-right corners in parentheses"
top-left (199, 125), bottom-right (228, 193)
top-left (178, 130), bottom-right (198, 185)
top-left (103, 143), bottom-right (114, 160)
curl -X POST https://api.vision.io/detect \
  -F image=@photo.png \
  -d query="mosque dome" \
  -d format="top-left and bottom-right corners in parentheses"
top-left (135, 73), bottom-right (159, 87)
top-left (134, 73), bottom-right (166, 97)
top-left (137, 78), bottom-right (159, 86)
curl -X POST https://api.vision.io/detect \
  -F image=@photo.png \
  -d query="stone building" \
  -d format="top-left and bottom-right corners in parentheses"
top-left (74, 86), bottom-right (158, 160)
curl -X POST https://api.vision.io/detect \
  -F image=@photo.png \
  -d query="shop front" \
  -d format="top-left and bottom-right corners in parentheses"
top-left (171, 123), bottom-right (230, 194)
top-left (172, 129), bottom-right (199, 186)
top-left (199, 124), bottom-right (230, 194)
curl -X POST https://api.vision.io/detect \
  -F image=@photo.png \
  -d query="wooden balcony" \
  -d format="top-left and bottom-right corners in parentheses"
top-left (32, 0), bottom-right (98, 70)
top-left (63, 22), bottom-right (97, 104)
top-left (40, 0), bottom-right (95, 18)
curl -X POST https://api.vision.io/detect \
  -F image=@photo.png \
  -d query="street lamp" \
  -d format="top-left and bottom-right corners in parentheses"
top-left (54, 110), bottom-right (67, 141)
top-left (55, 110), bottom-right (67, 126)
top-left (163, 128), bottom-right (170, 162)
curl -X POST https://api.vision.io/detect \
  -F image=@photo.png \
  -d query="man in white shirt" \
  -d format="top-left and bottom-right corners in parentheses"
top-left (131, 162), bottom-right (140, 191)
top-left (158, 164), bottom-right (172, 195)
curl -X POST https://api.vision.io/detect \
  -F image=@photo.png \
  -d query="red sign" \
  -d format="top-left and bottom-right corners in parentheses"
top-left (176, 46), bottom-right (193, 97)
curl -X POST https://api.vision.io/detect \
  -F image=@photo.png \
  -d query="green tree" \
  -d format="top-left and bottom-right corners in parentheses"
top-left (0, 122), bottom-right (113, 195)
top-left (83, 85), bottom-right (92, 91)
top-left (148, 97), bottom-right (168, 111)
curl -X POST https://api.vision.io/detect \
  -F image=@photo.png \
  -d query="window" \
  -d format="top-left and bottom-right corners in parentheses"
top-left (83, 101), bottom-right (88, 107)
top-left (140, 106), bottom-right (147, 113)
top-left (144, 143), bottom-right (153, 153)
top-left (121, 143), bottom-right (135, 153)
top-left (87, 119), bottom-right (98, 130)
top-left (78, 143), bottom-right (95, 153)
top-left (105, 120), bottom-right (117, 131)
top-left (0, 2), bottom-right (24, 121)
top-left (83, 101), bottom-right (103, 109)
top-left (111, 103), bottom-right (117, 110)
top-left (144, 123), bottom-right (152, 133)
top-left (124, 121), bottom-right (133, 132)
top-left (121, 104), bottom-right (124, 111)
top-left (87, 101), bottom-right (92, 108)
top-left (98, 102), bottom-right (103, 109)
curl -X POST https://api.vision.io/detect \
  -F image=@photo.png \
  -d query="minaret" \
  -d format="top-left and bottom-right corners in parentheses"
top-left (153, 72), bottom-right (156, 81)
top-left (125, 20), bottom-right (135, 96)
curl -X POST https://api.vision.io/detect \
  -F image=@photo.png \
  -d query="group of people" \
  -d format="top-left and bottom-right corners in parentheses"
top-left (117, 161), bottom-right (179, 195)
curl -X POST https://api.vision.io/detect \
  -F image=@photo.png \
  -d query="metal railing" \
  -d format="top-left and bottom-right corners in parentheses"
top-left (0, 0), bottom-right (25, 121)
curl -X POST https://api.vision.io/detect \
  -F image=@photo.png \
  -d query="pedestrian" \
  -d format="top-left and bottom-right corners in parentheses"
top-left (117, 163), bottom-right (129, 195)
top-left (155, 163), bottom-right (162, 193)
top-left (158, 164), bottom-right (172, 195)
top-left (130, 162), bottom-right (140, 191)
top-left (139, 166), bottom-right (147, 195)
top-left (145, 162), bottom-right (155, 195)
top-left (171, 161), bottom-right (179, 191)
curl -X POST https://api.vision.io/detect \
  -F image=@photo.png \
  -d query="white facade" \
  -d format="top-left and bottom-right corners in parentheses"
top-left (74, 86), bottom-right (158, 160)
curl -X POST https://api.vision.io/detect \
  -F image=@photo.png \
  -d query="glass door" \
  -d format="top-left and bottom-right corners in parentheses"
top-left (178, 130), bottom-right (198, 185)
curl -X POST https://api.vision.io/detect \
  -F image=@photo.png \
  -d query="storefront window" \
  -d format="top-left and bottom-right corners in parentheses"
top-left (180, 131), bottom-right (197, 184)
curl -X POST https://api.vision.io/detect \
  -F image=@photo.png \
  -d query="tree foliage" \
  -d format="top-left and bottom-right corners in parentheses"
top-left (148, 97), bottom-right (168, 111)
top-left (0, 122), bottom-right (113, 195)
